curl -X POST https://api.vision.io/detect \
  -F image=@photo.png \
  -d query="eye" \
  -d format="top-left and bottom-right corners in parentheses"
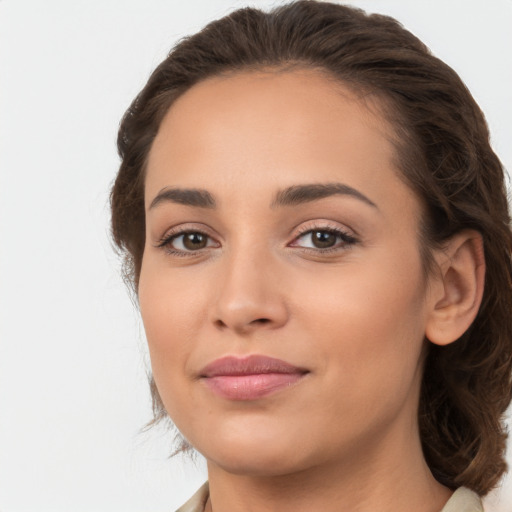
top-left (157, 230), bottom-right (219, 254)
top-left (291, 227), bottom-right (357, 251)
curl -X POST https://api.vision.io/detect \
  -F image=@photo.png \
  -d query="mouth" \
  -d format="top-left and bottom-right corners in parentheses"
top-left (199, 354), bottom-right (309, 401)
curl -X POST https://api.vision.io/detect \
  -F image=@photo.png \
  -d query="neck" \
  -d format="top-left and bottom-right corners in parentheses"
top-left (205, 418), bottom-right (452, 512)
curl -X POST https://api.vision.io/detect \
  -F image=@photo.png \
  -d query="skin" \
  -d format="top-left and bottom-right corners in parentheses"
top-left (139, 69), bottom-right (484, 512)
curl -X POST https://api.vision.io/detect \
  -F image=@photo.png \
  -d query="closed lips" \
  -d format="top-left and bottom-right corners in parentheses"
top-left (199, 354), bottom-right (309, 377)
top-left (199, 355), bottom-right (309, 400)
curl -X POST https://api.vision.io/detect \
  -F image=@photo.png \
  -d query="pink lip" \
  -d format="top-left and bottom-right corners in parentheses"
top-left (199, 355), bottom-right (309, 400)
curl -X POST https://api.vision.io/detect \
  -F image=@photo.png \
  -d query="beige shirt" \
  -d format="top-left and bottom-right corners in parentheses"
top-left (175, 482), bottom-right (484, 512)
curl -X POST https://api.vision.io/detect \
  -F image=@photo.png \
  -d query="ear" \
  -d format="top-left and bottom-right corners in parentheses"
top-left (425, 230), bottom-right (485, 346)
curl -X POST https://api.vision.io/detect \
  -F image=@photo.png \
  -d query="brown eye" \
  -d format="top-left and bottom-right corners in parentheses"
top-left (311, 231), bottom-right (337, 248)
top-left (291, 227), bottom-right (358, 252)
top-left (182, 232), bottom-right (208, 250)
top-left (157, 230), bottom-right (219, 254)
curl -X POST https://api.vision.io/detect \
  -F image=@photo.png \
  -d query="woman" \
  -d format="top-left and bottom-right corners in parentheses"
top-left (110, 1), bottom-right (512, 510)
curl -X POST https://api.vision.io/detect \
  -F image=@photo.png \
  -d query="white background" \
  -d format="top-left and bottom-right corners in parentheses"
top-left (1, 1), bottom-right (511, 511)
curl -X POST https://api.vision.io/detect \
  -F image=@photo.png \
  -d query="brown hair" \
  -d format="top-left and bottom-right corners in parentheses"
top-left (111, 0), bottom-right (512, 495)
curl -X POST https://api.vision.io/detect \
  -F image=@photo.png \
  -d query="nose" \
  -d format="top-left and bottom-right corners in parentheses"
top-left (211, 248), bottom-right (289, 335)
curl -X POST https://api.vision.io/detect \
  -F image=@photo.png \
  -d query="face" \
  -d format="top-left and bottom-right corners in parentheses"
top-left (139, 69), bottom-right (433, 476)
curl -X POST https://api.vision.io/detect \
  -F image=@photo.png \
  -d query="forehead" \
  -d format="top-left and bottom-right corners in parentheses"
top-left (145, 68), bottom-right (417, 219)
top-left (148, 68), bottom-right (393, 170)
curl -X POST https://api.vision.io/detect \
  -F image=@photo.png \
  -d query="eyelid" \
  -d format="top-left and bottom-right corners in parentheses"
top-left (154, 223), bottom-right (221, 254)
top-left (153, 220), bottom-right (359, 257)
top-left (291, 219), bottom-right (358, 241)
top-left (288, 220), bottom-right (359, 252)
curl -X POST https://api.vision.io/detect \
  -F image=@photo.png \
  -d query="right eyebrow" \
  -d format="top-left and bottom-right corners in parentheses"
top-left (149, 187), bottom-right (216, 210)
top-left (271, 182), bottom-right (378, 210)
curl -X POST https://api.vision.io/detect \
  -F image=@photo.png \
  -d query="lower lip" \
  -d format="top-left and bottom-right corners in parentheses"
top-left (202, 373), bottom-right (305, 400)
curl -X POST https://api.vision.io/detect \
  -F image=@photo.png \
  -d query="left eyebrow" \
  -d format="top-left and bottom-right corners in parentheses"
top-left (149, 187), bottom-right (216, 210)
top-left (271, 183), bottom-right (378, 210)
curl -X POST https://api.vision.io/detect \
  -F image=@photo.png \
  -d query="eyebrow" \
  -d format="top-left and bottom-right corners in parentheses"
top-left (149, 187), bottom-right (216, 210)
top-left (271, 183), bottom-right (378, 209)
top-left (149, 182), bottom-right (377, 211)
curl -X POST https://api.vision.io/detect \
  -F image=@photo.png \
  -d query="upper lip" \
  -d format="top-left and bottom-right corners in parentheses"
top-left (199, 355), bottom-right (309, 378)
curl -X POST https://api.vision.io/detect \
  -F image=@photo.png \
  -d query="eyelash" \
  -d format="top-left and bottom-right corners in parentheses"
top-left (291, 223), bottom-right (358, 253)
top-left (156, 223), bottom-right (358, 257)
top-left (155, 227), bottom-right (218, 258)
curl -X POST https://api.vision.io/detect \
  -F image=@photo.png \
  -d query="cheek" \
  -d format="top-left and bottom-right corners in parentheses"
top-left (293, 264), bottom-right (427, 453)
top-left (138, 264), bottom-right (204, 385)
top-left (293, 247), bottom-right (428, 398)
top-left (138, 267), bottom-right (213, 435)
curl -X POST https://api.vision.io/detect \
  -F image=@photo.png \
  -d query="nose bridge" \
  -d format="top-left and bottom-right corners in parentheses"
top-left (212, 237), bottom-right (288, 333)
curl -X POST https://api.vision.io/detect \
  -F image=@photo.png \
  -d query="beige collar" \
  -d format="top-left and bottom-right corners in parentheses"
top-left (175, 482), bottom-right (483, 512)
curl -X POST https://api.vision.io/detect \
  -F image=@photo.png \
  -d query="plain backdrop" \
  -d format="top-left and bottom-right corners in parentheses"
top-left (1, 1), bottom-right (511, 511)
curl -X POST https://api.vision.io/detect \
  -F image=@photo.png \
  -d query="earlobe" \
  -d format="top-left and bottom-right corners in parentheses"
top-left (425, 230), bottom-right (485, 346)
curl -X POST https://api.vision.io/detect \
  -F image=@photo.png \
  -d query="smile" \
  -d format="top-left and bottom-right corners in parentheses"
top-left (199, 355), bottom-right (309, 400)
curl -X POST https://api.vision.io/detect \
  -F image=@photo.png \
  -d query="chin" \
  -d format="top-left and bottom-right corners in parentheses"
top-left (191, 422), bottom-right (312, 477)
top-left (207, 445), bottom-right (308, 477)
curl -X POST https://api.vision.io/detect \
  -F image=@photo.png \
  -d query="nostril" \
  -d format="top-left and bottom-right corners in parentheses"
top-left (214, 319), bottom-right (227, 329)
top-left (213, 314), bottom-right (277, 331)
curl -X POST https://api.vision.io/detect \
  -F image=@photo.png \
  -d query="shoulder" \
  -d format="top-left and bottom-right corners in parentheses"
top-left (441, 487), bottom-right (484, 512)
top-left (175, 482), bottom-right (209, 512)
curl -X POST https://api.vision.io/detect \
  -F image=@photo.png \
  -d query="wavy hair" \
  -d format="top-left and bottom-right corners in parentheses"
top-left (110, 0), bottom-right (512, 495)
